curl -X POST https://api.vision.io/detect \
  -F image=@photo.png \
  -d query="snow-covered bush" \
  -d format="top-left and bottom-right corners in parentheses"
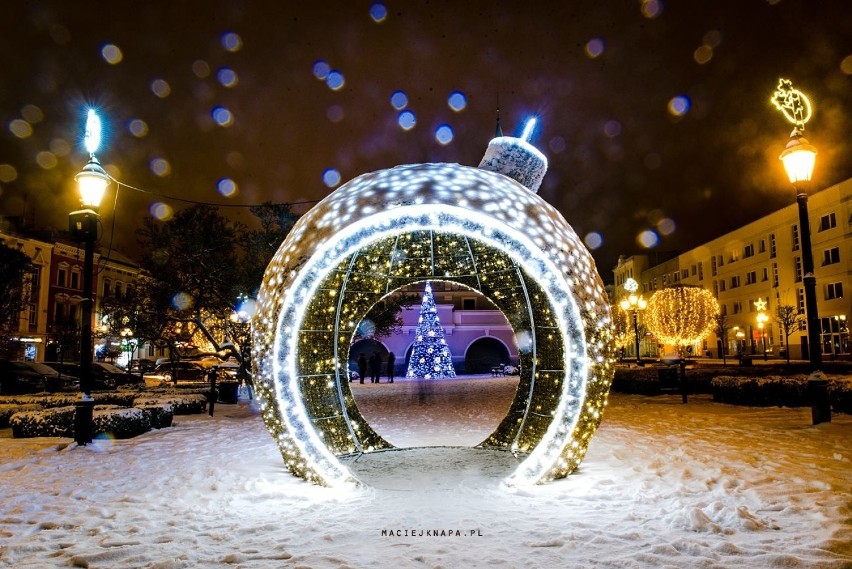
top-left (0, 403), bottom-right (41, 428)
top-left (10, 406), bottom-right (79, 437)
top-left (712, 375), bottom-right (810, 408)
top-left (136, 403), bottom-right (175, 429)
top-left (9, 404), bottom-right (177, 438)
top-left (132, 394), bottom-right (207, 415)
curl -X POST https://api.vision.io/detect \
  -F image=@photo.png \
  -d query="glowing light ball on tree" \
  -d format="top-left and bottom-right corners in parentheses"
top-left (645, 285), bottom-right (719, 354)
top-left (252, 117), bottom-right (616, 487)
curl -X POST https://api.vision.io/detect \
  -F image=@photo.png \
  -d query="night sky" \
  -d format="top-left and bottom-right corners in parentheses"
top-left (1, 1), bottom-right (850, 282)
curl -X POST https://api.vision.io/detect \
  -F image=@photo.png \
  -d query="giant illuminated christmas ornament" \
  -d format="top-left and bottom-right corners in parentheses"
top-left (253, 118), bottom-right (616, 487)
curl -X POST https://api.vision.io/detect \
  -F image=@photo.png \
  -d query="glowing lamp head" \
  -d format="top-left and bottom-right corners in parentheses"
top-left (619, 299), bottom-right (629, 311)
top-left (84, 109), bottom-right (102, 155)
top-left (75, 156), bottom-right (109, 208)
top-left (780, 131), bottom-right (817, 185)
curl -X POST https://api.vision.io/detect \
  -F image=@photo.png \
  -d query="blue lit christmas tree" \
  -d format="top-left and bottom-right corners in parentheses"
top-left (406, 282), bottom-right (456, 379)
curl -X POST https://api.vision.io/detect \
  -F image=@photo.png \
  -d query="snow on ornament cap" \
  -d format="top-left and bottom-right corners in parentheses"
top-left (478, 117), bottom-right (548, 192)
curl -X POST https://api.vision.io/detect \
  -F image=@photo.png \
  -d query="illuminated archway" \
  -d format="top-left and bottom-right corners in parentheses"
top-left (253, 161), bottom-right (615, 487)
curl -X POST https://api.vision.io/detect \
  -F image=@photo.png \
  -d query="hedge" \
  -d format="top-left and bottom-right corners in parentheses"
top-left (0, 403), bottom-right (42, 428)
top-left (9, 404), bottom-right (175, 439)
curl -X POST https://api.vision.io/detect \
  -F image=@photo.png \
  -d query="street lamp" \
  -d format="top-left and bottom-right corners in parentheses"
top-left (771, 78), bottom-right (830, 424)
top-left (619, 278), bottom-right (647, 365)
top-left (69, 109), bottom-right (109, 445)
top-left (120, 326), bottom-right (137, 371)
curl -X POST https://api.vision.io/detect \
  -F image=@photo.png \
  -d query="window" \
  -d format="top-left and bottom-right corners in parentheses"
top-left (691, 265), bottom-right (697, 276)
top-left (792, 224), bottom-right (800, 251)
top-left (57, 268), bottom-right (67, 288)
top-left (720, 304), bottom-right (727, 316)
top-left (114, 281), bottom-right (123, 297)
top-left (729, 250), bottom-right (739, 263)
top-left (28, 303), bottom-right (37, 326)
top-left (462, 298), bottom-right (476, 310)
top-left (711, 256), bottom-right (717, 276)
top-left (794, 256), bottom-right (802, 283)
top-left (759, 239), bottom-right (766, 254)
top-left (746, 271), bottom-right (757, 285)
top-left (818, 212), bottom-right (837, 231)
top-left (30, 267), bottom-right (40, 289)
top-left (772, 263), bottom-right (779, 288)
top-left (797, 288), bottom-right (805, 315)
top-left (70, 270), bottom-right (80, 290)
top-left (713, 281), bottom-right (719, 297)
top-left (103, 279), bottom-right (111, 297)
top-left (822, 247), bottom-right (840, 266)
top-left (826, 282), bottom-right (844, 300)
top-left (681, 269), bottom-right (689, 279)
top-left (769, 233), bottom-right (776, 258)
top-left (761, 268), bottom-right (768, 282)
top-left (719, 280), bottom-right (726, 292)
top-left (698, 262), bottom-right (704, 281)
top-left (744, 244), bottom-right (755, 258)
top-left (718, 255), bottom-right (724, 267)
top-left (730, 275), bottom-right (740, 289)
top-left (732, 301), bottom-right (743, 314)
top-left (68, 305), bottom-right (77, 324)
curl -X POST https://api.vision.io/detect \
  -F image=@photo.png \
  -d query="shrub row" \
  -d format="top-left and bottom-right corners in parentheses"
top-left (612, 365), bottom-right (852, 413)
top-left (9, 403), bottom-right (175, 438)
top-left (711, 374), bottom-right (852, 413)
top-left (3, 392), bottom-right (207, 438)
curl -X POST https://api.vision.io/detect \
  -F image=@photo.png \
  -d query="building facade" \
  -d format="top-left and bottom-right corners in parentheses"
top-left (0, 232), bottom-right (53, 360)
top-left (1, 228), bottom-right (147, 364)
top-left (614, 177), bottom-right (851, 360)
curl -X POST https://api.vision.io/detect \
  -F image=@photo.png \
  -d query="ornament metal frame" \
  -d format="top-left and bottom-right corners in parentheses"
top-left (253, 162), bottom-right (615, 487)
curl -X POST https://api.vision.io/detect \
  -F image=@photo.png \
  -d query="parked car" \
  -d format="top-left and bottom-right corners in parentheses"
top-left (152, 361), bottom-right (207, 382)
top-left (0, 360), bottom-right (78, 394)
top-left (42, 362), bottom-right (116, 390)
top-left (128, 358), bottom-right (157, 374)
top-left (186, 355), bottom-right (241, 377)
top-left (94, 362), bottom-right (143, 386)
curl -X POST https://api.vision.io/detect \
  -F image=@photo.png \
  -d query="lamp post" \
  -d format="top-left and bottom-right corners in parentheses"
top-left (619, 278), bottom-right (647, 365)
top-left (771, 78), bottom-right (830, 424)
top-left (756, 311), bottom-right (768, 361)
top-left (69, 110), bottom-right (109, 445)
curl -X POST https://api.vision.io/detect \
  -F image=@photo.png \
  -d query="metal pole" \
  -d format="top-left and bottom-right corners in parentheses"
top-left (762, 328), bottom-right (767, 360)
top-left (632, 311), bottom-right (641, 365)
top-left (796, 190), bottom-right (822, 370)
top-left (74, 233), bottom-right (95, 445)
top-left (797, 187), bottom-right (831, 424)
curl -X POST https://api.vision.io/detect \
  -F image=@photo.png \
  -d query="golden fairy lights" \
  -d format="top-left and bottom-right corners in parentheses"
top-left (645, 285), bottom-right (719, 352)
top-left (253, 162), bottom-right (615, 487)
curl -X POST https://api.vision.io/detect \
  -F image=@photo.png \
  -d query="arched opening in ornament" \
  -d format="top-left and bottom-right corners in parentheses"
top-left (346, 280), bottom-right (521, 448)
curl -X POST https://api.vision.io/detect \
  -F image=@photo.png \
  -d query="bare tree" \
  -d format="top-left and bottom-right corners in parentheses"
top-left (775, 304), bottom-right (803, 365)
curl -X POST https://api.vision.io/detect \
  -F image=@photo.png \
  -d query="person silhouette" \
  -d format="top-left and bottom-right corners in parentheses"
top-left (369, 351), bottom-right (381, 383)
top-left (386, 352), bottom-right (396, 383)
top-left (357, 353), bottom-right (367, 384)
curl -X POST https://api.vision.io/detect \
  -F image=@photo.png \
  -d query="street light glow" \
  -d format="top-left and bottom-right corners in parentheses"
top-left (84, 109), bottom-right (102, 155)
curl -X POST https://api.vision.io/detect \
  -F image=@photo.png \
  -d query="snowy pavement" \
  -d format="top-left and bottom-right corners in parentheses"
top-left (0, 375), bottom-right (850, 568)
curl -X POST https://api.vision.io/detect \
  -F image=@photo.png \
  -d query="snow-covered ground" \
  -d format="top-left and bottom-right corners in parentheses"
top-left (1, 375), bottom-right (850, 568)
